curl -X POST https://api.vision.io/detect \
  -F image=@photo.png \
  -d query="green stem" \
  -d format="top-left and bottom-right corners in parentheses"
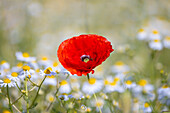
top-left (7, 84), bottom-right (13, 113)
top-left (29, 76), bottom-right (47, 109)
top-left (87, 73), bottom-right (90, 80)
top-left (28, 78), bottom-right (39, 87)
top-left (12, 94), bottom-right (23, 105)
top-left (93, 93), bottom-right (102, 113)
top-left (25, 78), bottom-right (29, 113)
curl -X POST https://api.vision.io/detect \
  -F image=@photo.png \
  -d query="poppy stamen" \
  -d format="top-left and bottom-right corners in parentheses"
top-left (81, 55), bottom-right (90, 63)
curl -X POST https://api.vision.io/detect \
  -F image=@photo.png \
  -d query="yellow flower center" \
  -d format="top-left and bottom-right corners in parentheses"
top-left (36, 69), bottom-right (40, 72)
top-left (165, 36), bottom-right (170, 41)
top-left (162, 85), bottom-right (168, 89)
top-left (11, 72), bottom-right (18, 77)
top-left (22, 52), bottom-right (30, 58)
top-left (138, 28), bottom-right (144, 32)
top-left (139, 79), bottom-right (147, 86)
top-left (17, 62), bottom-right (23, 68)
top-left (115, 61), bottom-right (124, 66)
top-left (1, 60), bottom-right (6, 65)
top-left (23, 65), bottom-right (30, 71)
top-left (28, 75), bottom-right (31, 78)
top-left (42, 56), bottom-right (48, 61)
top-left (47, 75), bottom-right (55, 78)
top-left (152, 30), bottom-right (159, 34)
top-left (144, 102), bottom-right (149, 108)
top-left (104, 80), bottom-right (109, 85)
top-left (154, 39), bottom-right (160, 43)
top-left (110, 81), bottom-right (117, 86)
top-left (3, 110), bottom-right (11, 113)
top-left (96, 102), bottom-right (103, 107)
top-left (4, 78), bottom-right (11, 83)
top-left (126, 80), bottom-right (132, 85)
top-left (88, 78), bottom-right (96, 85)
top-left (53, 62), bottom-right (59, 67)
top-left (114, 77), bottom-right (120, 82)
top-left (49, 96), bottom-right (54, 102)
top-left (86, 108), bottom-right (91, 112)
top-left (60, 80), bottom-right (68, 85)
top-left (44, 67), bottom-right (52, 74)
top-left (160, 70), bottom-right (164, 74)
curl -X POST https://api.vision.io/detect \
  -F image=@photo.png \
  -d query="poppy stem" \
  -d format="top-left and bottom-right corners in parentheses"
top-left (87, 73), bottom-right (90, 80)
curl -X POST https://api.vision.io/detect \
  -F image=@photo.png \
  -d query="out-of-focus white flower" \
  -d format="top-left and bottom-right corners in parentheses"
top-left (11, 62), bottom-right (23, 73)
top-left (116, 44), bottom-right (130, 53)
top-left (81, 104), bottom-right (87, 110)
top-left (149, 39), bottom-right (163, 50)
top-left (124, 80), bottom-right (136, 89)
top-left (137, 29), bottom-right (147, 40)
top-left (72, 91), bottom-right (84, 100)
top-left (46, 93), bottom-right (55, 102)
top-left (82, 78), bottom-right (103, 95)
top-left (149, 30), bottom-right (162, 40)
top-left (92, 98), bottom-right (104, 111)
top-left (85, 107), bottom-right (92, 112)
top-left (112, 100), bottom-right (119, 107)
top-left (38, 56), bottom-right (52, 68)
top-left (27, 2), bottom-right (42, 17)
top-left (59, 80), bottom-right (71, 94)
top-left (157, 85), bottom-right (170, 105)
top-left (100, 92), bottom-right (108, 100)
top-left (7, 72), bottom-right (20, 82)
top-left (44, 75), bottom-right (57, 86)
top-left (143, 102), bottom-right (152, 113)
top-left (70, 77), bottom-right (80, 91)
top-left (104, 77), bottom-right (124, 93)
top-left (111, 61), bottom-right (130, 74)
top-left (0, 78), bottom-right (15, 87)
top-left (28, 61), bottom-right (39, 70)
top-left (163, 36), bottom-right (170, 49)
top-left (0, 60), bottom-right (10, 70)
top-left (16, 52), bottom-right (36, 62)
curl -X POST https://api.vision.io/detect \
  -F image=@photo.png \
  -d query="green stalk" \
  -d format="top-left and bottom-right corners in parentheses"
top-left (87, 73), bottom-right (90, 80)
top-left (29, 76), bottom-right (47, 109)
top-left (25, 77), bottom-right (29, 113)
top-left (93, 93), bottom-right (102, 113)
top-left (7, 84), bottom-right (13, 113)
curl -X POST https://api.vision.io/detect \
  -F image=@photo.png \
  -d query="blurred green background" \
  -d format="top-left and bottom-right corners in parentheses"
top-left (0, 0), bottom-right (170, 64)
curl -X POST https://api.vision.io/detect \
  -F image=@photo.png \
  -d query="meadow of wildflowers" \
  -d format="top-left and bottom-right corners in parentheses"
top-left (0, 0), bottom-right (170, 113)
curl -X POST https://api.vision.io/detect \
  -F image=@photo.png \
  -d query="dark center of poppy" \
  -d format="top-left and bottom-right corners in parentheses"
top-left (81, 55), bottom-right (91, 63)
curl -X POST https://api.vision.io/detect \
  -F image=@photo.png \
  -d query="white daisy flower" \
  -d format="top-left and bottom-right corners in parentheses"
top-left (0, 60), bottom-right (10, 70)
top-left (149, 39), bottom-right (163, 51)
top-left (16, 52), bottom-right (36, 62)
top-left (40, 67), bottom-right (56, 77)
top-left (0, 78), bottom-right (15, 87)
top-left (124, 80), bottom-right (136, 89)
top-left (44, 75), bottom-right (57, 86)
top-left (58, 94), bottom-right (69, 101)
top-left (111, 61), bottom-right (130, 74)
top-left (7, 72), bottom-right (20, 82)
top-left (72, 91), bottom-right (84, 100)
top-left (157, 85), bottom-right (170, 105)
top-left (82, 78), bottom-right (103, 95)
top-left (137, 28), bottom-right (147, 40)
top-left (149, 30), bottom-right (162, 40)
top-left (143, 102), bottom-right (152, 113)
top-left (59, 80), bottom-right (71, 94)
top-left (163, 36), bottom-right (170, 49)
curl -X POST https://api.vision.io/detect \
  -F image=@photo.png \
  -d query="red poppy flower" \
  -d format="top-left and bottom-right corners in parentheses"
top-left (57, 34), bottom-right (114, 76)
